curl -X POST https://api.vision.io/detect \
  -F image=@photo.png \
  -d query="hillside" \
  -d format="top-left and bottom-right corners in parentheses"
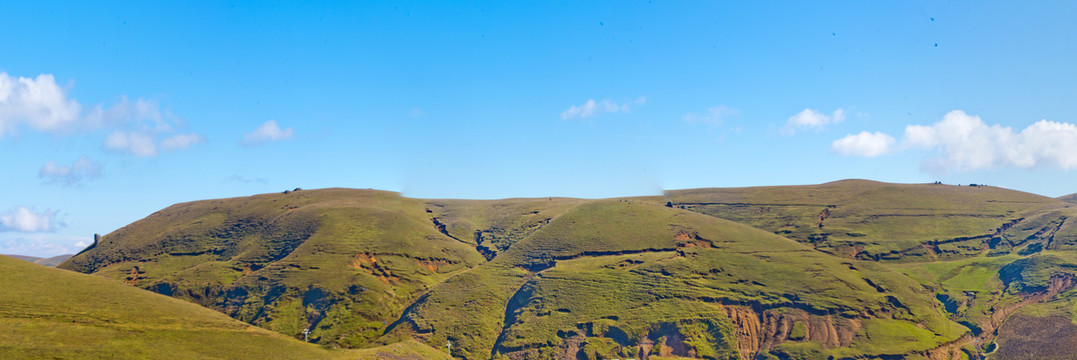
top-left (0, 254), bottom-right (453, 359)
top-left (59, 181), bottom-right (1077, 359)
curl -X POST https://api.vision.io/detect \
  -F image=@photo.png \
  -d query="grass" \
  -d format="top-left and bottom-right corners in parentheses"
top-left (400, 197), bottom-right (963, 359)
top-left (0, 255), bottom-right (358, 359)
top-left (666, 180), bottom-right (1066, 260)
top-left (62, 188), bottom-right (487, 348)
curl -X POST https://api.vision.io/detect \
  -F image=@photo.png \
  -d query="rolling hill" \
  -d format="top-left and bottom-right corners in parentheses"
top-left (3, 253), bottom-right (72, 266)
top-left (57, 181), bottom-right (1077, 359)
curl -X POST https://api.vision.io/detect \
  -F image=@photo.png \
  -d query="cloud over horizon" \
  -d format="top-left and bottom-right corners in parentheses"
top-left (0, 233), bottom-right (90, 257)
top-left (832, 110), bottom-right (1077, 174)
top-left (243, 120), bottom-right (294, 145)
top-left (560, 97), bottom-right (646, 120)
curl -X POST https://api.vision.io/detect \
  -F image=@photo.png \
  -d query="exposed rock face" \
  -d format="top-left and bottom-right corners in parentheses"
top-left (123, 266), bottom-right (144, 286)
top-left (721, 305), bottom-right (859, 360)
top-left (816, 208), bottom-right (831, 229)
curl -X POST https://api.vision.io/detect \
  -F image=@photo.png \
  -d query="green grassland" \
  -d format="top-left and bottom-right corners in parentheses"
top-left (63, 188), bottom-right (487, 348)
top-left (666, 180), bottom-right (1072, 260)
top-left (0, 255), bottom-right (364, 359)
top-left (52, 181), bottom-right (1077, 359)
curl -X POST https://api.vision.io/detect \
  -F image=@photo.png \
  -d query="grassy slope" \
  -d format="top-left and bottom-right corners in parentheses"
top-left (0, 254), bottom-right (365, 359)
top-left (2, 254), bottom-right (72, 266)
top-left (666, 180), bottom-right (1077, 358)
top-left (425, 197), bottom-right (587, 259)
top-left (61, 188), bottom-right (486, 348)
top-left (397, 199), bottom-right (962, 359)
top-left (666, 180), bottom-right (1069, 260)
top-left (56, 182), bottom-right (1077, 359)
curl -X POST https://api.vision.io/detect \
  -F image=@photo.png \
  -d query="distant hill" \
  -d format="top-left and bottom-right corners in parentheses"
top-left (1059, 193), bottom-right (1077, 204)
top-left (58, 181), bottom-right (1077, 359)
top-left (3, 253), bottom-right (72, 266)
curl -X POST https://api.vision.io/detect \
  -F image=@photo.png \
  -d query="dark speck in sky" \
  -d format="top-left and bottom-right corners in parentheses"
top-left (600, 21), bottom-right (604, 26)
top-left (934, 43), bottom-right (938, 47)
top-left (930, 17), bottom-right (935, 21)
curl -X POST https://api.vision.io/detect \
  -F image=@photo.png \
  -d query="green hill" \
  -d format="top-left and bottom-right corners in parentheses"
top-left (0, 254), bottom-right (451, 359)
top-left (58, 181), bottom-right (1077, 359)
top-left (666, 180), bottom-right (1075, 261)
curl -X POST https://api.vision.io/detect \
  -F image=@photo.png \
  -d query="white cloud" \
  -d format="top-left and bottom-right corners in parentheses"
top-left (560, 97), bottom-right (645, 120)
top-left (243, 120), bottom-right (294, 145)
top-left (782, 108), bottom-right (845, 135)
top-left (904, 110), bottom-right (1077, 173)
top-left (0, 207), bottom-right (57, 233)
top-left (831, 131), bottom-right (896, 157)
top-left (160, 133), bottom-right (206, 150)
top-left (832, 110), bottom-right (1077, 174)
top-left (0, 72), bottom-right (82, 137)
top-left (104, 131), bottom-right (158, 157)
top-left (0, 72), bottom-right (204, 158)
top-left (39, 156), bottom-right (102, 186)
top-left (684, 105), bottom-right (739, 126)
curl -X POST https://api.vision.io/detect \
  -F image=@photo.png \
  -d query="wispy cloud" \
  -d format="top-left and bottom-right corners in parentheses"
top-left (103, 131), bottom-right (205, 157)
top-left (83, 96), bottom-right (176, 131)
top-left (560, 97), bottom-right (646, 120)
top-left (782, 108), bottom-right (845, 135)
top-left (243, 120), bottom-right (294, 145)
top-left (408, 107), bottom-right (424, 118)
top-left (39, 156), bottom-right (102, 186)
top-left (104, 131), bottom-right (158, 157)
top-left (0, 207), bottom-right (58, 233)
top-left (226, 174), bottom-right (269, 184)
top-left (684, 105), bottom-right (739, 127)
top-left (160, 133), bottom-right (206, 150)
top-left (832, 110), bottom-right (1077, 174)
top-left (97, 98), bottom-right (204, 157)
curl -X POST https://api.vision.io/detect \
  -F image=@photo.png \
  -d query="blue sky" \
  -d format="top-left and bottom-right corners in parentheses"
top-left (2, 1), bottom-right (1077, 256)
